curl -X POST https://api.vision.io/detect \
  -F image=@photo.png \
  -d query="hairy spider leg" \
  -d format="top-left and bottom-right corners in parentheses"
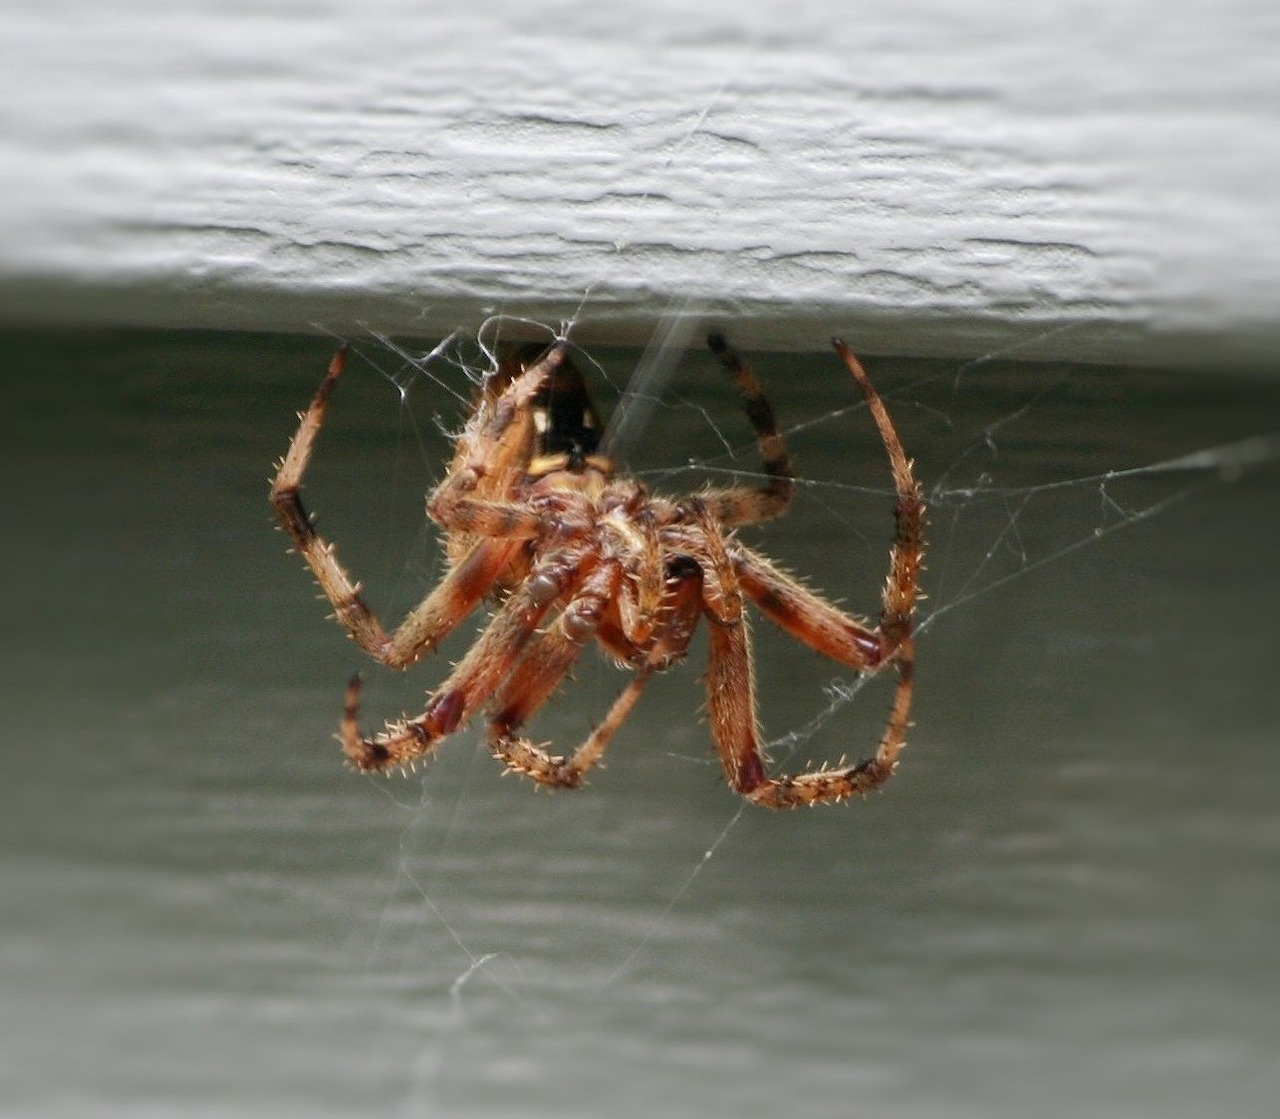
top-left (832, 337), bottom-right (925, 648)
top-left (426, 344), bottom-right (570, 536)
top-left (701, 333), bottom-right (796, 526)
top-left (707, 595), bottom-right (916, 808)
top-left (675, 494), bottom-right (898, 806)
top-left (728, 545), bottom-right (886, 667)
top-left (705, 338), bottom-right (925, 806)
top-left (486, 561), bottom-right (627, 787)
top-left (269, 347), bottom-right (531, 668)
top-left (488, 551), bottom-right (706, 789)
top-left (341, 545), bottom-right (592, 771)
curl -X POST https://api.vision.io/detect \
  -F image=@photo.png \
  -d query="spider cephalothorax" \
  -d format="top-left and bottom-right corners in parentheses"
top-left (270, 334), bottom-right (924, 808)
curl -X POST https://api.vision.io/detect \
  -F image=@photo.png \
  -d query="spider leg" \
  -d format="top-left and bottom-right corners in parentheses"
top-left (832, 337), bottom-right (926, 648)
top-left (691, 502), bottom-right (913, 808)
top-left (487, 561), bottom-right (653, 789)
top-left (490, 663), bottom-right (657, 790)
top-left (729, 544), bottom-right (886, 668)
top-left (427, 343), bottom-right (570, 538)
top-left (706, 589), bottom-right (915, 808)
top-left (489, 547), bottom-right (708, 789)
top-left (270, 348), bottom-right (526, 668)
top-left (341, 545), bottom-right (589, 771)
top-left (706, 341), bottom-right (924, 807)
top-left (439, 343), bottom-right (543, 568)
top-left (700, 333), bottom-right (795, 526)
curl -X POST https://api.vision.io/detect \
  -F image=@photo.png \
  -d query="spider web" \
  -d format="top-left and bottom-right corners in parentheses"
top-left (312, 315), bottom-right (1279, 1059)
top-left (290, 90), bottom-right (1280, 1110)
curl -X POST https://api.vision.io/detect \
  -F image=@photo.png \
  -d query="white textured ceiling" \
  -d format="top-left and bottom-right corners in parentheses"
top-left (3, 1), bottom-right (1277, 366)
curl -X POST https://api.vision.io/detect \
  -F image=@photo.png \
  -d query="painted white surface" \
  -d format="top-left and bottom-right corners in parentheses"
top-left (2, 1), bottom-right (1277, 364)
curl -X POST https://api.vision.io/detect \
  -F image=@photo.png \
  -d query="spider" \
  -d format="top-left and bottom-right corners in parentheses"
top-left (270, 333), bottom-right (924, 808)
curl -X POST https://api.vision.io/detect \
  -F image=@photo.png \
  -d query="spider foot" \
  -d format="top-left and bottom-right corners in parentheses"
top-left (491, 736), bottom-right (585, 790)
top-left (338, 675), bottom-right (458, 773)
top-left (745, 757), bottom-right (898, 809)
top-left (340, 721), bottom-right (432, 773)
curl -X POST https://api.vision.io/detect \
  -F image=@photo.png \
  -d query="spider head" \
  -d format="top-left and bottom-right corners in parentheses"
top-left (519, 344), bottom-right (611, 477)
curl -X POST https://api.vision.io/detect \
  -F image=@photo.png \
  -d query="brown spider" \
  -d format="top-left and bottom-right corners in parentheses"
top-left (270, 334), bottom-right (924, 808)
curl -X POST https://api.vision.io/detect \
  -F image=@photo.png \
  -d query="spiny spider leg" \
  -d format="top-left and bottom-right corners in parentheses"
top-left (427, 344), bottom-right (569, 536)
top-left (489, 554), bottom-right (707, 789)
top-left (832, 337), bottom-right (925, 648)
top-left (700, 341), bottom-right (925, 807)
top-left (270, 348), bottom-right (524, 668)
top-left (727, 544), bottom-right (884, 667)
top-left (487, 562), bottom-right (632, 788)
top-left (341, 545), bottom-right (590, 771)
top-left (705, 577), bottom-right (915, 808)
top-left (685, 493), bottom-right (903, 806)
top-left (700, 333), bottom-right (796, 525)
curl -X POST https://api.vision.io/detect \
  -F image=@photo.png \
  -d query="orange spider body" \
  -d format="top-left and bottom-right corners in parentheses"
top-left (270, 335), bottom-right (923, 808)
